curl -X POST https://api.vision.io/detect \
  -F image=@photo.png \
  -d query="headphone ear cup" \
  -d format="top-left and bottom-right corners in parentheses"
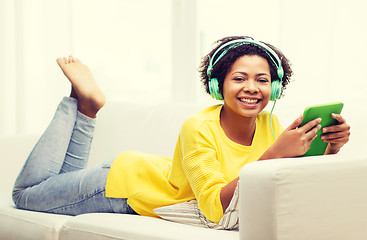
top-left (208, 78), bottom-right (223, 100)
top-left (270, 80), bottom-right (282, 101)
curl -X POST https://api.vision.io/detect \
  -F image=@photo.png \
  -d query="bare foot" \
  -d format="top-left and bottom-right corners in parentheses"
top-left (56, 56), bottom-right (106, 118)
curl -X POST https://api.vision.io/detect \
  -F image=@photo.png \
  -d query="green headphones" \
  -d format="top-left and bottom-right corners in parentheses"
top-left (206, 38), bottom-right (284, 101)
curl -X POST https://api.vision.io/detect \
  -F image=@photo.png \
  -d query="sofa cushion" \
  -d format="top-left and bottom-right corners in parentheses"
top-left (89, 101), bottom-right (204, 166)
top-left (0, 193), bottom-right (72, 240)
top-left (153, 181), bottom-right (239, 230)
top-left (59, 213), bottom-right (239, 240)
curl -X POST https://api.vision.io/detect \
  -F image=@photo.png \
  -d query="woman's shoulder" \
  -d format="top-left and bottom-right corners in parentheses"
top-left (184, 104), bottom-right (222, 124)
top-left (181, 104), bottom-right (222, 132)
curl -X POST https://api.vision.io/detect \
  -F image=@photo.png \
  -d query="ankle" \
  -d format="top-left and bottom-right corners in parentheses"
top-left (70, 88), bottom-right (78, 99)
top-left (77, 97), bottom-right (105, 118)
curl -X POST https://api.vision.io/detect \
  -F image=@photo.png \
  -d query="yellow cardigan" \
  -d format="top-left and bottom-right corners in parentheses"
top-left (105, 104), bottom-right (283, 223)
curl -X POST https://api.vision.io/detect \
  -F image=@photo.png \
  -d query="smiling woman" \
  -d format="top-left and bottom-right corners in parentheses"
top-left (10, 34), bottom-right (351, 231)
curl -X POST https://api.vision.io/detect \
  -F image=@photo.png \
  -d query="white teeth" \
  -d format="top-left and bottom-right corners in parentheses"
top-left (240, 98), bottom-right (258, 104)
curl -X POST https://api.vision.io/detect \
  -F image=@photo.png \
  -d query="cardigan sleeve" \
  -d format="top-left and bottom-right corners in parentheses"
top-left (179, 118), bottom-right (227, 223)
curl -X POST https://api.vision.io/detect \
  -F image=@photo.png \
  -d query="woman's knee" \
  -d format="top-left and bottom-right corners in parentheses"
top-left (12, 186), bottom-right (46, 211)
top-left (12, 187), bottom-right (26, 209)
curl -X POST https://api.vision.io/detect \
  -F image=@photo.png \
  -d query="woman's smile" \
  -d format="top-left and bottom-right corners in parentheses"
top-left (238, 97), bottom-right (261, 107)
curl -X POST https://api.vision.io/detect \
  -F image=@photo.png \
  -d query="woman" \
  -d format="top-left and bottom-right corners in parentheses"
top-left (12, 36), bottom-right (350, 228)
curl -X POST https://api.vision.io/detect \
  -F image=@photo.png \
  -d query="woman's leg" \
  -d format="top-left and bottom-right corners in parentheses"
top-left (14, 158), bottom-right (136, 215)
top-left (12, 55), bottom-right (99, 200)
top-left (12, 97), bottom-right (78, 194)
top-left (12, 102), bottom-right (135, 215)
top-left (56, 55), bottom-right (105, 173)
top-left (59, 110), bottom-right (95, 173)
top-left (12, 56), bottom-right (135, 215)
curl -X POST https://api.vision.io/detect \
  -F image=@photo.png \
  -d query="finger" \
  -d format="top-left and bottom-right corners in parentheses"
top-left (321, 131), bottom-right (347, 141)
top-left (309, 134), bottom-right (318, 144)
top-left (299, 117), bottom-right (322, 133)
top-left (286, 115), bottom-right (303, 130)
top-left (322, 122), bottom-right (350, 134)
top-left (304, 134), bottom-right (318, 153)
top-left (322, 136), bottom-right (349, 143)
top-left (305, 123), bottom-right (321, 140)
top-left (321, 128), bottom-right (350, 141)
top-left (331, 113), bottom-right (346, 124)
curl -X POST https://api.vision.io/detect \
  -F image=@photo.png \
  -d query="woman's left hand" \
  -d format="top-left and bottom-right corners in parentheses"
top-left (322, 113), bottom-right (350, 154)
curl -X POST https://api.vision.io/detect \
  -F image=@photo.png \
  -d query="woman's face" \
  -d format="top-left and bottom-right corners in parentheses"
top-left (222, 55), bottom-right (272, 119)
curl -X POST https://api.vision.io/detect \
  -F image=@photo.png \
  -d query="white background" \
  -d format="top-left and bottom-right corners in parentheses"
top-left (1, 0), bottom-right (366, 154)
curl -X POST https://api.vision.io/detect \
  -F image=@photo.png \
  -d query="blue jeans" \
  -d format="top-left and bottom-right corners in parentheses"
top-left (12, 97), bottom-right (136, 216)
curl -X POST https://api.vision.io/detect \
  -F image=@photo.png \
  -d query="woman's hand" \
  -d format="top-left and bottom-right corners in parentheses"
top-left (262, 115), bottom-right (322, 159)
top-left (322, 113), bottom-right (350, 154)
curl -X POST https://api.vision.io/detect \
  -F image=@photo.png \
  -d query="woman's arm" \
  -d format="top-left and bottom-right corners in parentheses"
top-left (220, 115), bottom-right (323, 212)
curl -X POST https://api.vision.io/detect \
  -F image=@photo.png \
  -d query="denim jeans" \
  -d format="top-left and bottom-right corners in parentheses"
top-left (12, 97), bottom-right (136, 216)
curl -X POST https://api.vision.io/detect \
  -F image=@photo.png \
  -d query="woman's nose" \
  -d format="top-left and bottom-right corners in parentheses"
top-left (243, 80), bottom-right (258, 93)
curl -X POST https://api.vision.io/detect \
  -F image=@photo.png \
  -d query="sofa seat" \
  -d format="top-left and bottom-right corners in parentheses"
top-left (0, 192), bottom-right (238, 240)
top-left (59, 213), bottom-right (238, 240)
top-left (0, 194), bottom-right (72, 240)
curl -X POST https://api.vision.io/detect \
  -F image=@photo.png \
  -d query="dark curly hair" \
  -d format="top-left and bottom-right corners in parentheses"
top-left (199, 36), bottom-right (293, 99)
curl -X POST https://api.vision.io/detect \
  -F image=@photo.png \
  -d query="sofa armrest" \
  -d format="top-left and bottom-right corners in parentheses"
top-left (239, 153), bottom-right (367, 240)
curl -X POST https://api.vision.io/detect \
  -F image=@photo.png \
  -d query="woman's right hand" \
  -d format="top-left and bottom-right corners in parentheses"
top-left (265, 115), bottom-right (322, 159)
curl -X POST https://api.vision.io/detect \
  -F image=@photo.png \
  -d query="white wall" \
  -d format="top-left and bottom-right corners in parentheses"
top-left (1, 0), bottom-right (366, 153)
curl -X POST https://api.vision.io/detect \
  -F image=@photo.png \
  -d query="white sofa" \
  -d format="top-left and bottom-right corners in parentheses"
top-left (1, 101), bottom-right (366, 240)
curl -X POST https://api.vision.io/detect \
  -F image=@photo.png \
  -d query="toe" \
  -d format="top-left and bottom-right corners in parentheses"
top-left (73, 57), bottom-right (81, 63)
top-left (56, 57), bottom-right (66, 67)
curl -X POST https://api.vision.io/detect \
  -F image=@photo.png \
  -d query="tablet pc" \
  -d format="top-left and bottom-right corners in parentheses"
top-left (299, 102), bottom-right (344, 156)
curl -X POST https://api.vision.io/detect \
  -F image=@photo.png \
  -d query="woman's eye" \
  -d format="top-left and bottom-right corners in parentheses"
top-left (258, 78), bottom-right (269, 83)
top-left (234, 77), bottom-right (244, 81)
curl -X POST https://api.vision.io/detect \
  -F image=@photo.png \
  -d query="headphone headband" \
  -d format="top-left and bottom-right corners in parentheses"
top-left (207, 38), bottom-right (284, 80)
